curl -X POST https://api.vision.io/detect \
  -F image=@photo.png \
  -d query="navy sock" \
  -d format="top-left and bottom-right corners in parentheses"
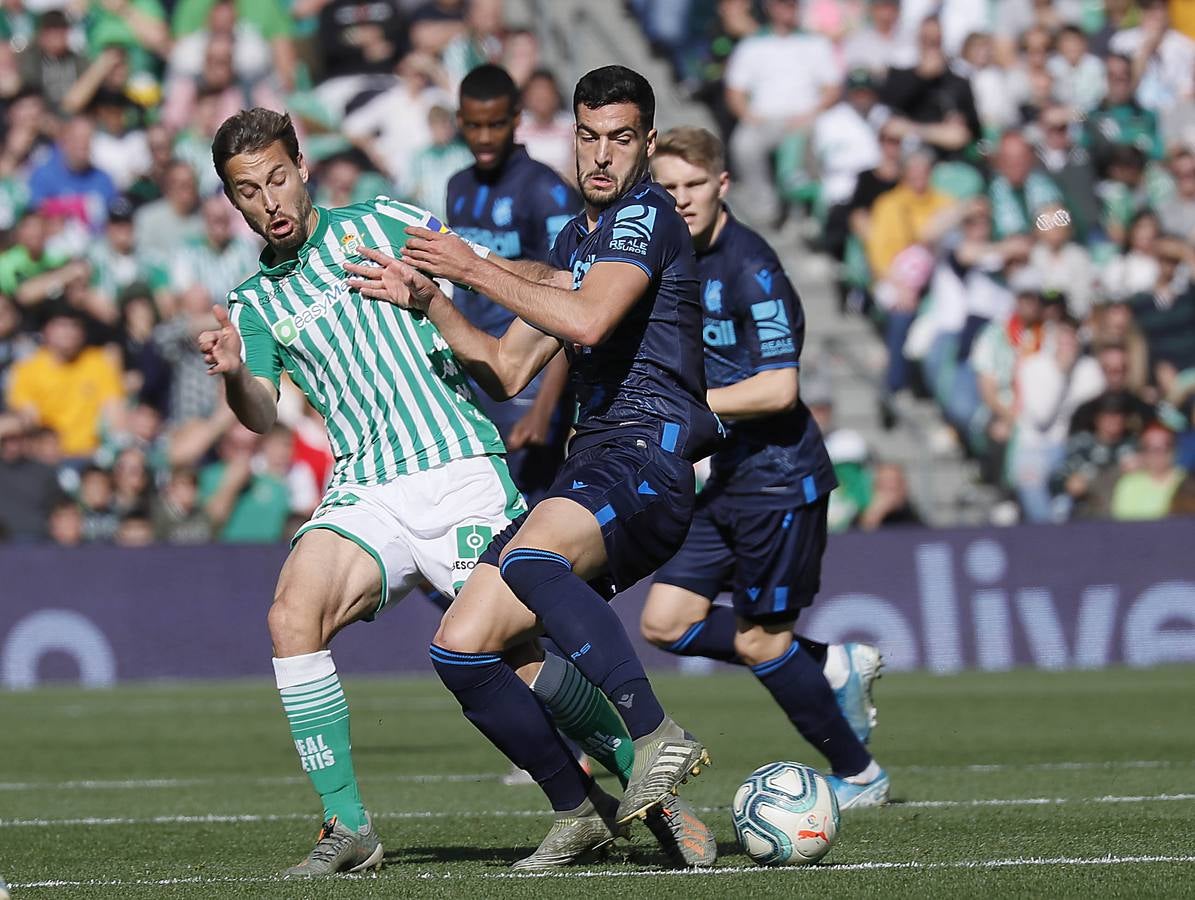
top-left (502, 548), bottom-right (666, 740)
top-left (667, 605), bottom-right (741, 663)
top-left (430, 645), bottom-right (591, 811)
top-left (665, 606), bottom-right (828, 667)
top-left (750, 642), bottom-right (872, 777)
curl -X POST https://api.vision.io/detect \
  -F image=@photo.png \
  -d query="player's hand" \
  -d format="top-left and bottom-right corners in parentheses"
top-left (197, 305), bottom-right (243, 375)
top-left (401, 226), bottom-right (480, 284)
top-left (507, 407), bottom-right (552, 449)
top-left (345, 245), bottom-right (441, 313)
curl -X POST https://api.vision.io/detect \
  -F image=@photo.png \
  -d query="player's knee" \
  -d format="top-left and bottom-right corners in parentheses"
top-left (432, 609), bottom-right (492, 655)
top-left (640, 605), bottom-right (693, 649)
top-left (734, 625), bottom-right (794, 668)
top-left (267, 594), bottom-right (321, 656)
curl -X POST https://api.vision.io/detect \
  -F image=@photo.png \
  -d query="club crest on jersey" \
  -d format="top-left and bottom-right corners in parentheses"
top-left (340, 232), bottom-right (361, 256)
top-left (610, 204), bottom-right (656, 255)
top-left (704, 279), bottom-right (723, 313)
top-left (271, 282), bottom-right (350, 346)
top-left (492, 196), bottom-right (513, 227)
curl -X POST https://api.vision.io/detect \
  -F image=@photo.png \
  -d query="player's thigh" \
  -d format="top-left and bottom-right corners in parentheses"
top-left (272, 528), bottom-right (383, 649)
top-left (729, 497), bottom-right (829, 626)
top-left (433, 562), bottom-right (541, 653)
top-left (641, 584), bottom-right (715, 646)
top-left (499, 496), bottom-right (609, 579)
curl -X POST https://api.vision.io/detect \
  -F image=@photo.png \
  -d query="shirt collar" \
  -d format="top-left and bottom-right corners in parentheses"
top-left (258, 206), bottom-right (329, 277)
top-left (573, 174), bottom-right (668, 236)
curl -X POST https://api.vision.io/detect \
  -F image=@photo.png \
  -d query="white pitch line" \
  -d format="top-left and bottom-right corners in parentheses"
top-left (3, 759), bottom-right (1189, 793)
top-left (4, 793), bottom-right (1194, 829)
top-left (11, 854), bottom-right (1195, 889)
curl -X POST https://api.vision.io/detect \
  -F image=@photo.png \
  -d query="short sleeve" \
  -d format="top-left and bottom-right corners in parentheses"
top-left (733, 262), bottom-right (802, 372)
top-left (593, 198), bottom-right (670, 280)
top-left (228, 295), bottom-right (282, 388)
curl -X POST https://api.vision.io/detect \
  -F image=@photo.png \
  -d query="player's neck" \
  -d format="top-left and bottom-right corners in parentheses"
top-left (694, 206), bottom-right (729, 253)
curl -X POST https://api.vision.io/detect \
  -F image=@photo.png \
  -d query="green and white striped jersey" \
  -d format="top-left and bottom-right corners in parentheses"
top-left (227, 197), bottom-right (504, 487)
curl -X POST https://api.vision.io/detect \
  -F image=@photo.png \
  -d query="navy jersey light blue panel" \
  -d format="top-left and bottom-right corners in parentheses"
top-left (547, 176), bottom-right (722, 462)
top-left (698, 210), bottom-right (836, 507)
top-left (447, 146), bottom-right (580, 339)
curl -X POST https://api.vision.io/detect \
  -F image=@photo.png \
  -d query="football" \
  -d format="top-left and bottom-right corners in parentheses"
top-left (731, 762), bottom-right (840, 866)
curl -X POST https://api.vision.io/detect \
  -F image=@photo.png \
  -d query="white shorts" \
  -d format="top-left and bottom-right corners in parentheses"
top-left (292, 454), bottom-right (526, 616)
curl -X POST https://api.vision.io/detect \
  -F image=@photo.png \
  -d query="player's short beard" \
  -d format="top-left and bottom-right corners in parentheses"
top-left (578, 155), bottom-right (649, 209)
top-left (263, 189), bottom-right (315, 254)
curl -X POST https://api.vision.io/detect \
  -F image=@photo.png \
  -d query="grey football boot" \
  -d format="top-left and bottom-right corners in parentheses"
top-left (616, 717), bottom-right (710, 824)
top-left (282, 814), bottom-right (383, 877)
top-left (645, 794), bottom-right (717, 868)
top-left (512, 784), bottom-right (628, 870)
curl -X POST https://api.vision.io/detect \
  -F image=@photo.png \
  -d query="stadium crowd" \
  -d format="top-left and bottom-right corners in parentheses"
top-left (1, 0), bottom-right (1193, 546)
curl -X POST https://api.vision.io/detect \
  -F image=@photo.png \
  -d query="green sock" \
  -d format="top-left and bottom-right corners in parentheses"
top-left (274, 651), bottom-right (367, 831)
top-left (532, 653), bottom-right (634, 787)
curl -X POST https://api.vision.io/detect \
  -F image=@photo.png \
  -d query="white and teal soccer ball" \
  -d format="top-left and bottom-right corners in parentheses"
top-left (732, 761), bottom-right (840, 866)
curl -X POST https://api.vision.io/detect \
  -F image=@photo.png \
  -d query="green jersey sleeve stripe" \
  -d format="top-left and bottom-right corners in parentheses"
top-left (228, 295), bottom-right (283, 387)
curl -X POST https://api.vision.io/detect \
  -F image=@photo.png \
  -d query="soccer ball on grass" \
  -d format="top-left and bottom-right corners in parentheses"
top-left (731, 761), bottom-right (840, 866)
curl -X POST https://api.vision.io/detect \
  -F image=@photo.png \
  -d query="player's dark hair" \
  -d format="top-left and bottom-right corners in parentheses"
top-left (460, 64), bottom-right (520, 110)
top-left (573, 65), bottom-right (655, 131)
top-left (211, 108), bottom-right (300, 188)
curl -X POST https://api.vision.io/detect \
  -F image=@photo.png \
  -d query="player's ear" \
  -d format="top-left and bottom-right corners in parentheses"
top-left (717, 170), bottom-right (730, 201)
top-left (645, 127), bottom-right (657, 158)
top-left (296, 153), bottom-right (309, 184)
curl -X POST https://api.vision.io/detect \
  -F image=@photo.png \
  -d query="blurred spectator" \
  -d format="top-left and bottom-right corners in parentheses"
top-left (47, 497), bottom-right (83, 546)
top-left (114, 509), bottom-right (155, 546)
top-left (162, 31), bottom-right (284, 133)
top-left (516, 68), bottom-right (574, 184)
top-left (1033, 104), bottom-right (1099, 243)
top-left (1051, 392), bottom-right (1141, 520)
top-left (1157, 149), bottom-right (1195, 241)
top-left (1101, 209), bottom-right (1161, 300)
top-left (77, 463), bottom-right (119, 541)
top-left (957, 31), bottom-right (1018, 138)
top-left (342, 51), bottom-right (454, 187)
top-left (311, 150), bottom-right (391, 209)
top-left (856, 461), bottom-right (923, 529)
top-left (843, 0), bottom-right (911, 78)
top-left (689, 0), bottom-right (759, 143)
top-left (1090, 0), bottom-right (1135, 57)
top-left (133, 160), bottom-right (203, 272)
top-left (805, 371), bottom-right (872, 534)
top-left (0, 90), bottom-right (51, 224)
top-left (1111, 423), bottom-right (1185, 519)
top-left (811, 68), bottom-right (887, 213)
top-left (1047, 24), bottom-right (1105, 115)
top-left (0, 210), bottom-right (87, 309)
top-left (1027, 201), bottom-right (1095, 318)
top-left (989, 130), bottom-right (1062, 238)
top-left (1011, 315), bottom-right (1105, 522)
top-left (17, 10), bottom-right (81, 112)
top-left (880, 15), bottom-right (981, 158)
top-left (151, 466), bottom-right (212, 543)
top-left (1108, 0), bottom-right (1195, 115)
top-left (1083, 55), bottom-right (1163, 170)
top-left (1007, 25), bottom-right (1053, 124)
top-left (314, 0), bottom-right (409, 119)
top-left (1126, 237), bottom-right (1195, 379)
top-left (0, 428), bottom-right (61, 540)
top-left (154, 284), bottom-right (219, 426)
top-left (0, 291), bottom-right (32, 388)
top-left (199, 422), bottom-right (291, 542)
top-left (1086, 300), bottom-right (1151, 394)
top-left (167, 0), bottom-right (273, 89)
top-left (28, 116), bottom-right (118, 234)
top-left (117, 284), bottom-right (170, 410)
top-left (410, 0), bottom-right (466, 58)
top-left (406, 104), bottom-right (472, 220)
top-left (5, 304), bottom-right (124, 457)
top-left (111, 445), bottom-right (151, 515)
top-left (826, 118), bottom-right (902, 263)
top-left (87, 197), bottom-right (158, 320)
top-left (126, 122), bottom-right (174, 206)
top-left (724, 0), bottom-right (838, 228)
top-left (501, 28), bottom-right (540, 89)
top-left (439, 0), bottom-right (505, 87)
top-left (1070, 342), bottom-right (1156, 435)
top-left (86, 88), bottom-right (151, 193)
top-left (972, 286), bottom-right (1046, 482)
top-left (170, 195), bottom-right (260, 307)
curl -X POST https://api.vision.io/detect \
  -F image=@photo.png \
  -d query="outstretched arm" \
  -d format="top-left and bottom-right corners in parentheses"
top-left (345, 246), bottom-right (562, 400)
top-left (402, 227), bottom-right (647, 347)
top-left (197, 305), bottom-right (279, 434)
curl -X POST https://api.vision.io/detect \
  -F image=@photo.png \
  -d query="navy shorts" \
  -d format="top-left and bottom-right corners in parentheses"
top-left (479, 432), bottom-right (696, 597)
top-left (654, 488), bottom-right (829, 623)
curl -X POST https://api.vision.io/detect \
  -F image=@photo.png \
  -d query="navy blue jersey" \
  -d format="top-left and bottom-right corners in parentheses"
top-left (548, 176), bottom-right (721, 462)
top-left (447, 146), bottom-right (579, 338)
top-left (698, 210), bottom-right (836, 507)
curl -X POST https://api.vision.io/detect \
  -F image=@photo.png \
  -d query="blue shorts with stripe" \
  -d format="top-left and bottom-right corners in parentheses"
top-left (653, 487), bottom-right (829, 623)
top-left (478, 427), bottom-right (696, 597)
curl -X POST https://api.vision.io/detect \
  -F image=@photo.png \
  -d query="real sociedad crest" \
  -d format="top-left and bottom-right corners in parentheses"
top-left (704, 279), bottom-right (723, 312)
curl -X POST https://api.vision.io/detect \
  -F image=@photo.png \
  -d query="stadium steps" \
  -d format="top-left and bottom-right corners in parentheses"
top-left (512, 0), bottom-right (997, 526)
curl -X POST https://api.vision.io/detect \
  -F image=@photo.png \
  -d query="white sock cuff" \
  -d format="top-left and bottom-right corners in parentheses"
top-left (822, 644), bottom-right (850, 691)
top-left (272, 650), bottom-right (336, 690)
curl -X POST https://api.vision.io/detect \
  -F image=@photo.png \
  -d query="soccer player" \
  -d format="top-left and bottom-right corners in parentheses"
top-left (641, 127), bottom-right (890, 809)
top-left (448, 64), bottom-right (579, 504)
top-left (199, 108), bottom-right (638, 876)
top-left (346, 66), bottom-right (721, 867)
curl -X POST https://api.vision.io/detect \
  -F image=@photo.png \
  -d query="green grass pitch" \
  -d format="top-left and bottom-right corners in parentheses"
top-left (2, 666), bottom-right (1193, 898)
